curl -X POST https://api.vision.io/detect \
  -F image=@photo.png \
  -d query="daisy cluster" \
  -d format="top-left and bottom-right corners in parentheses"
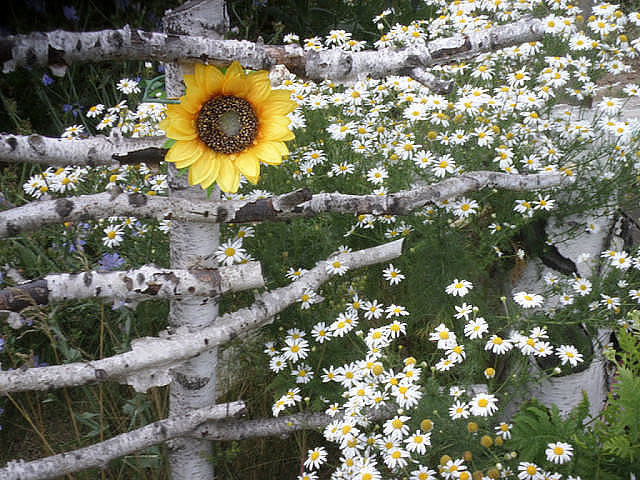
top-left (23, 166), bottom-right (89, 199)
top-left (433, 280), bottom-right (584, 378)
top-left (268, 0), bottom-right (640, 251)
top-left (265, 280), bottom-right (428, 479)
top-left (39, 1), bottom-right (640, 477)
top-left (539, 243), bottom-right (640, 331)
top-left (22, 73), bottom-right (172, 251)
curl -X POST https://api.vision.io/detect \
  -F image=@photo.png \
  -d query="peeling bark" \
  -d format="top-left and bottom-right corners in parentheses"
top-left (0, 172), bottom-right (569, 237)
top-left (0, 239), bottom-right (404, 394)
top-left (1, 17), bottom-right (544, 86)
top-left (0, 401), bottom-right (245, 480)
top-left (0, 132), bottom-right (166, 167)
top-left (0, 263), bottom-right (264, 311)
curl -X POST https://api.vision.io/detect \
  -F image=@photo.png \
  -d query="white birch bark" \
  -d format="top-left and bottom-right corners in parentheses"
top-left (0, 172), bottom-right (569, 237)
top-left (162, 2), bottom-right (228, 478)
top-left (0, 239), bottom-right (403, 394)
top-left (0, 132), bottom-right (165, 167)
top-left (0, 401), bottom-right (245, 480)
top-left (1, 16), bottom-right (544, 86)
top-left (0, 263), bottom-right (263, 311)
top-left (192, 403), bottom-right (395, 441)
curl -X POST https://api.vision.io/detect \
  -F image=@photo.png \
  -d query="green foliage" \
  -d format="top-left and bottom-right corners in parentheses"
top-left (597, 326), bottom-right (640, 466)
top-left (511, 395), bottom-right (590, 463)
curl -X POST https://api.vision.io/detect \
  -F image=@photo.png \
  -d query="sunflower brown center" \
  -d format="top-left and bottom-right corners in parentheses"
top-left (196, 95), bottom-right (258, 154)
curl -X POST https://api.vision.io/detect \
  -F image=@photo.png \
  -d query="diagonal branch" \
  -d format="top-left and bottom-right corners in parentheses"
top-left (0, 172), bottom-right (569, 237)
top-left (0, 132), bottom-right (166, 167)
top-left (1, 17), bottom-right (544, 84)
top-left (0, 401), bottom-right (246, 480)
top-left (0, 239), bottom-right (404, 393)
top-left (0, 263), bottom-right (264, 312)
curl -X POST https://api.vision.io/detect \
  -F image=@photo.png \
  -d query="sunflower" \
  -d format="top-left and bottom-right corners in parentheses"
top-left (159, 61), bottom-right (297, 193)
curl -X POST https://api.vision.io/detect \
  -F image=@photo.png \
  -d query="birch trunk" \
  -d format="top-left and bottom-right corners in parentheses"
top-left (163, 1), bottom-right (228, 479)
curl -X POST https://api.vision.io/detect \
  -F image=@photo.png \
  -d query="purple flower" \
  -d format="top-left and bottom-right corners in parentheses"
top-left (63, 103), bottom-right (83, 117)
top-left (63, 5), bottom-right (79, 21)
top-left (0, 337), bottom-right (4, 352)
top-left (98, 252), bottom-right (125, 271)
top-left (42, 73), bottom-right (54, 86)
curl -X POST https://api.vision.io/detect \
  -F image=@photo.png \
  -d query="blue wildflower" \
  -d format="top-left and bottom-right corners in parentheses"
top-left (42, 73), bottom-right (54, 86)
top-left (98, 252), bottom-right (125, 271)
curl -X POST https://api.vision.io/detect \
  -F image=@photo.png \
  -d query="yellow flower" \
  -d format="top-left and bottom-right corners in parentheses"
top-left (159, 61), bottom-right (297, 193)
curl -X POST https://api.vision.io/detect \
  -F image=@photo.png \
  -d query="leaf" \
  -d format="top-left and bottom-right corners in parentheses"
top-left (162, 138), bottom-right (177, 149)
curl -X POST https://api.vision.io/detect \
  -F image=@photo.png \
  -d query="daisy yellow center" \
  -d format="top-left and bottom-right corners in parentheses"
top-left (527, 465), bottom-right (537, 474)
top-left (196, 95), bottom-right (258, 154)
top-left (478, 398), bottom-right (488, 407)
top-left (553, 446), bottom-right (564, 455)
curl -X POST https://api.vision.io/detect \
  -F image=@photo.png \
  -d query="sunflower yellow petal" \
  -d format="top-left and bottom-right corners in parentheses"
top-left (273, 141), bottom-right (289, 156)
top-left (165, 139), bottom-right (202, 164)
top-left (259, 116), bottom-right (293, 141)
top-left (244, 174), bottom-right (259, 184)
top-left (198, 151), bottom-right (221, 188)
top-left (165, 118), bottom-right (198, 140)
top-left (188, 151), bottom-right (219, 187)
top-left (216, 158), bottom-right (241, 193)
top-left (245, 71), bottom-right (271, 106)
top-left (234, 151), bottom-right (261, 179)
top-left (222, 61), bottom-right (248, 96)
top-left (269, 89), bottom-right (295, 103)
top-left (259, 99), bottom-right (298, 117)
top-left (251, 141), bottom-right (286, 165)
top-left (196, 63), bottom-right (224, 96)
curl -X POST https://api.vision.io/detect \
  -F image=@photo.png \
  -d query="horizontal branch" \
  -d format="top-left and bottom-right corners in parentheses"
top-left (0, 401), bottom-right (245, 480)
top-left (192, 403), bottom-right (395, 441)
top-left (0, 132), bottom-right (166, 167)
top-left (0, 172), bottom-right (569, 237)
top-left (0, 263), bottom-right (264, 311)
top-left (0, 239), bottom-right (404, 393)
top-left (1, 17), bottom-right (544, 84)
top-left (0, 399), bottom-right (394, 479)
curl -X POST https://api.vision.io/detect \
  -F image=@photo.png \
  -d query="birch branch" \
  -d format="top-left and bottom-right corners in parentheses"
top-left (0, 401), bottom-right (245, 480)
top-left (192, 403), bottom-right (395, 441)
top-left (0, 132), bottom-right (166, 167)
top-left (1, 17), bottom-right (544, 84)
top-left (0, 172), bottom-right (569, 237)
top-left (0, 400), bottom-right (394, 480)
top-left (0, 239), bottom-right (403, 393)
top-left (0, 263), bottom-right (264, 312)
